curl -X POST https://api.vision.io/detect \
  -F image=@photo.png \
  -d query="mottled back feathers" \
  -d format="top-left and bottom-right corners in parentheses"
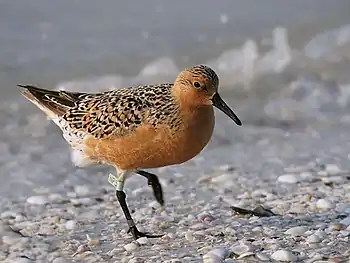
top-left (64, 84), bottom-right (180, 138)
top-left (19, 83), bottom-right (180, 139)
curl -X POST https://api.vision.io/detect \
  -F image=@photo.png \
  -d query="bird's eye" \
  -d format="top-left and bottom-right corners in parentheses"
top-left (193, 81), bottom-right (201, 88)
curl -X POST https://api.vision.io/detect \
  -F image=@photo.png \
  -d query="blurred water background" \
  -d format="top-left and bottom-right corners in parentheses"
top-left (2, 0), bottom-right (350, 119)
top-left (2, 0), bottom-right (350, 199)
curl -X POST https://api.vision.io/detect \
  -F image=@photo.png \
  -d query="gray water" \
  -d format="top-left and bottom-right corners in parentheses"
top-left (1, 0), bottom-right (350, 99)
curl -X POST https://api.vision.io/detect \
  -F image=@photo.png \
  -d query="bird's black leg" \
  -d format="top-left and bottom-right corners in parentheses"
top-left (136, 170), bottom-right (164, 206)
top-left (115, 190), bottom-right (163, 240)
top-left (108, 173), bottom-right (163, 240)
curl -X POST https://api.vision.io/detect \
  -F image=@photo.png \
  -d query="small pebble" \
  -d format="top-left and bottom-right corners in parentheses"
top-left (314, 230), bottom-right (326, 239)
top-left (218, 164), bottom-right (235, 171)
top-left (49, 193), bottom-right (65, 203)
top-left (108, 247), bottom-right (125, 257)
top-left (325, 164), bottom-right (341, 175)
top-left (306, 234), bottom-right (321, 244)
top-left (299, 172), bottom-right (313, 180)
top-left (124, 242), bottom-right (139, 252)
top-left (231, 243), bottom-right (252, 255)
top-left (86, 234), bottom-right (100, 247)
top-left (136, 237), bottom-right (149, 245)
top-left (153, 214), bottom-right (174, 222)
top-left (67, 192), bottom-right (77, 198)
top-left (316, 199), bottom-right (335, 209)
top-left (174, 172), bottom-right (184, 178)
top-left (339, 217), bottom-right (350, 226)
top-left (224, 227), bottom-right (236, 235)
top-left (271, 250), bottom-right (293, 262)
top-left (198, 213), bottom-right (216, 223)
top-left (185, 231), bottom-right (194, 241)
top-left (203, 248), bottom-right (230, 263)
top-left (65, 220), bottom-right (77, 230)
top-left (197, 175), bottom-right (211, 184)
top-left (328, 223), bottom-right (346, 231)
top-left (128, 258), bottom-right (144, 263)
top-left (277, 174), bottom-right (300, 184)
top-left (255, 252), bottom-right (270, 261)
top-left (26, 195), bottom-right (49, 205)
top-left (165, 232), bottom-right (175, 239)
top-left (306, 253), bottom-right (323, 262)
top-left (339, 230), bottom-right (350, 237)
top-left (190, 223), bottom-right (206, 230)
top-left (325, 175), bottom-right (346, 184)
top-left (1, 210), bottom-right (19, 219)
top-left (237, 252), bottom-right (255, 259)
top-left (285, 226), bottom-right (308, 236)
top-left (211, 173), bottom-right (233, 184)
top-left (208, 248), bottom-right (230, 259)
top-left (38, 225), bottom-right (55, 236)
top-left (335, 204), bottom-right (350, 213)
top-left (74, 185), bottom-right (91, 196)
top-left (70, 197), bottom-right (94, 206)
top-left (203, 254), bottom-right (221, 263)
top-left (72, 244), bottom-right (90, 257)
top-left (148, 200), bottom-right (161, 209)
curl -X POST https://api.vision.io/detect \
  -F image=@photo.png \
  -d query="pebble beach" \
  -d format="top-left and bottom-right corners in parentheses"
top-left (1, 116), bottom-right (350, 262)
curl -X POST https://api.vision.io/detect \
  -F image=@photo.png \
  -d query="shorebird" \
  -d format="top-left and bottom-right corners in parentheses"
top-left (18, 64), bottom-right (242, 240)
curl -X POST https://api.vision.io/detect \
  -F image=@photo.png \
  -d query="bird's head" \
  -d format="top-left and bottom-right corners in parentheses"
top-left (173, 64), bottom-right (242, 126)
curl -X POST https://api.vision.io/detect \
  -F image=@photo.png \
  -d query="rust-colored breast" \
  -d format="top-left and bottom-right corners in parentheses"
top-left (83, 106), bottom-right (214, 170)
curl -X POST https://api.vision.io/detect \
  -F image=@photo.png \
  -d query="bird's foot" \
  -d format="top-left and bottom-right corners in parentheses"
top-left (127, 225), bottom-right (163, 240)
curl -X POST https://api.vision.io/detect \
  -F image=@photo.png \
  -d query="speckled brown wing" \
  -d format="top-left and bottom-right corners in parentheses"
top-left (18, 84), bottom-right (89, 117)
top-left (63, 90), bottom-right (151, 139)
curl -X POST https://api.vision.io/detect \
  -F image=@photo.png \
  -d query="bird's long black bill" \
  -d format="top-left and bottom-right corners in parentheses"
top-left (212, 93), bottom-right (242, 126)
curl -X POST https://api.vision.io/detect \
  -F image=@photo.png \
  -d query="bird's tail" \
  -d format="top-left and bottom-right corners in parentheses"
top-left (18, 85), bottom-right (82, 119)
